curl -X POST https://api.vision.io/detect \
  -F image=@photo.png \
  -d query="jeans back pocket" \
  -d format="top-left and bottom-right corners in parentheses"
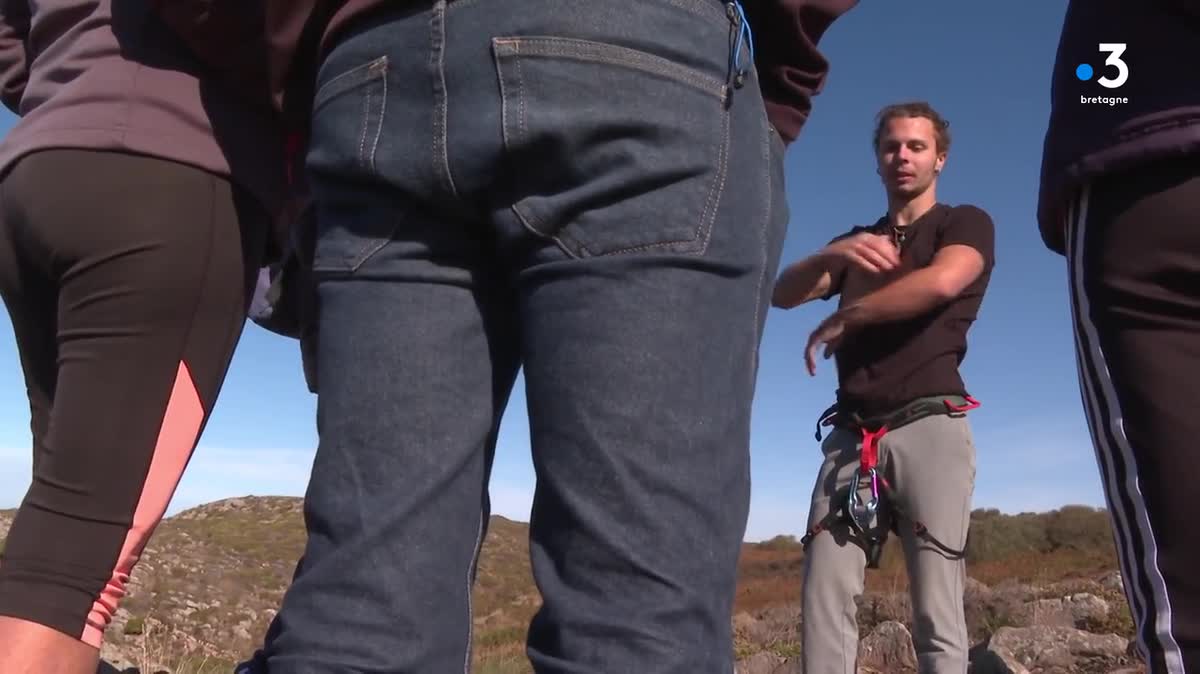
top-left (492, 37), bottom-right (732, 258)
top-left (309, 55), bottom-right (394, 274)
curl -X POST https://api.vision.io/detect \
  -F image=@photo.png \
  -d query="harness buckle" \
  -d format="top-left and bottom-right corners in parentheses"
top-left (944, 394), bottom-right (982, 414)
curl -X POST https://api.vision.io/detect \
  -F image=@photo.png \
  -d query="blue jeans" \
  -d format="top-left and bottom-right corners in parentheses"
top-left (251, 0), bottom-right (787, 671)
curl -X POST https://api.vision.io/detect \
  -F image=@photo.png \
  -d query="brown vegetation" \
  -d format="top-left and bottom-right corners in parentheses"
top-left (0, 501), bottom-right (1130, 673)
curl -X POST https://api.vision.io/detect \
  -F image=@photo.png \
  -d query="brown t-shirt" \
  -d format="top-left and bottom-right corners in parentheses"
top-left (824, 203), bottom-right (995, 417)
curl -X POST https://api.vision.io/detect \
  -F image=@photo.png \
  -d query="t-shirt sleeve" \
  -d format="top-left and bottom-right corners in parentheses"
top-left (827, 227), bottom-right (861, 245)
top-left (938, 205), bottom-right (995, 271)
top-left (820, 225), bottom-right (864, 300)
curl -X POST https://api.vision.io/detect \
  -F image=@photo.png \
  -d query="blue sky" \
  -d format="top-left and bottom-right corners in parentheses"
top-left (0, 1), bottom-right (1096, 541)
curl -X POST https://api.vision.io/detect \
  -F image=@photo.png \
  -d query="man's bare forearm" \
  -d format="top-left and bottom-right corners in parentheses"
top-left (838, 244), bottom-right (985, 326)
top-left (837, 266), bottom-right (955, 326)
top-left (771, 251), bottom-right (843, 308)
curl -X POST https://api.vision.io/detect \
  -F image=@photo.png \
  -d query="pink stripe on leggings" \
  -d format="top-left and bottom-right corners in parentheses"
top-left (80, 361), bottom-right (204, 647)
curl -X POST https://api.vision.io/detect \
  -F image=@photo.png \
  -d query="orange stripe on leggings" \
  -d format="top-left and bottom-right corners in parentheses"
top-left (80, 361), bottom-right (205, 647)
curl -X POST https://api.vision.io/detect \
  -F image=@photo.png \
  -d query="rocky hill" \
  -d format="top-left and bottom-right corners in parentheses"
top-left (0, 499), bottom-right (1143, 673)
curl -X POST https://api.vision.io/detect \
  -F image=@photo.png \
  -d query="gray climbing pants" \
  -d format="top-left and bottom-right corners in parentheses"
top-left (801, 413), bottom-right (976, 674)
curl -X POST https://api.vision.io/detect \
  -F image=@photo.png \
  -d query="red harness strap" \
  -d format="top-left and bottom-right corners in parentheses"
top-left (859, 425), bottom-right (887, 472)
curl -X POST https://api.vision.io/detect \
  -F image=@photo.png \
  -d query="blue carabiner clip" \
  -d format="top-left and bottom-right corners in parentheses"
top-left (726, 1), bottom-right (755, 87)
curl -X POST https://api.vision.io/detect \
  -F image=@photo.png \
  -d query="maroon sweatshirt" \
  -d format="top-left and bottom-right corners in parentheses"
top-left (1037, 0), bottom-right (1200, 255)
top-left (0, 0), bottom-right (289, 224)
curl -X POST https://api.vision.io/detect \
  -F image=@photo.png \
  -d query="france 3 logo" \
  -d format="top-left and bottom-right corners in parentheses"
top-left (1076, 43), bottom-right (1129, 105)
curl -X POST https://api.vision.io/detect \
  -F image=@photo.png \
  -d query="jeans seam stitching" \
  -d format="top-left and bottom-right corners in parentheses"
top-left (358, 83), bottom-right (371, 166)
top-left (433, 1), bottom-right (465, 203)
top-left (517, 46), bottom-right (527, 142)
top-left (313, 56), bottom-right (388, 112)
top-left (369, 68), bottom-right (387, 171)
top-left (750, 103), bottom-right (772, 374)
top-left (663, 0), bottom-right (730, 26)
top-left (451, 0), bottom-right (727, 25)
top-left (464, 510), bottom-right (486, 674)
top-left (495, 37), bottom-right (727, 100)
top-left (494, 39), bottom-right (512, 151)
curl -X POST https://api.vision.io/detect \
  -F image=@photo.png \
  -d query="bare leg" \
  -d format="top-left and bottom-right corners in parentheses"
top-left (0, 617), bottom-right (100, 674)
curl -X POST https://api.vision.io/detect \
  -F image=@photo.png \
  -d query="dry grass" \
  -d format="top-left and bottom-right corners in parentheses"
top-left (1, 500), bottom-right (1126, 671)
top-left (99, 612), bottom-right (238, 674)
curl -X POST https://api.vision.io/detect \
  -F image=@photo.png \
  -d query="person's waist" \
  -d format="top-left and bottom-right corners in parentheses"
top-left (1036, 109), bottom-right (1200, 255)
top-left (831, 392), bottom-right (975, 428)
top-left (8, 83), bottom-right (285, 192)
top-left (321, 0), bottom-right (742, 62)
top-left (1043, 106), bottom-right (1200, 179)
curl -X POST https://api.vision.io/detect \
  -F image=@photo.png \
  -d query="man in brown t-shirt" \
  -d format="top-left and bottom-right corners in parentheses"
top-left (772, 101), bottom-right (995, 673)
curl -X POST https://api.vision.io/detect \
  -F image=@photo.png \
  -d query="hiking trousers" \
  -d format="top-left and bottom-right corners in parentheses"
top-left (1066, 154), bottom-right (1200, 674)
top-left (801, 414), bottom-right (976, 674)
top-left (0, 148), bottom-right (265, 647)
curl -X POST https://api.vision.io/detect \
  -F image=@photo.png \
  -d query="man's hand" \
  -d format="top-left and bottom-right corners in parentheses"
top-left (804, 309), bottom-right (856, 376)
top-left (771, 231), bottom-right (901, 309)
top-left (826, 232), bottom-right (900, 274)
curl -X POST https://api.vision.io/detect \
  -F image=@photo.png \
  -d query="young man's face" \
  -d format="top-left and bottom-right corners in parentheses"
top-left (875, 116), bottom-right (946, 199)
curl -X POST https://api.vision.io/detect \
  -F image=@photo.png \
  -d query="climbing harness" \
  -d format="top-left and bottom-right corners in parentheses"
top-left (801, 394), bottom-right (981, 568)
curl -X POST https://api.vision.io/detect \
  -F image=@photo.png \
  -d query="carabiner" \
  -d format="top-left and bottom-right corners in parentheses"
top-left (847, 468), bottom-right (879, 533)
top-left (725, 1), bottom-right (754, 89)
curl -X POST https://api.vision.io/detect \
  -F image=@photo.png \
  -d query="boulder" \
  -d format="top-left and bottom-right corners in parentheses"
top-left (858, 620), bottom-right (917, 672)
top-left (1017, 593), bottom-right (1110, 628)
top-left (986, 626), bottom-right (1128, 671)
